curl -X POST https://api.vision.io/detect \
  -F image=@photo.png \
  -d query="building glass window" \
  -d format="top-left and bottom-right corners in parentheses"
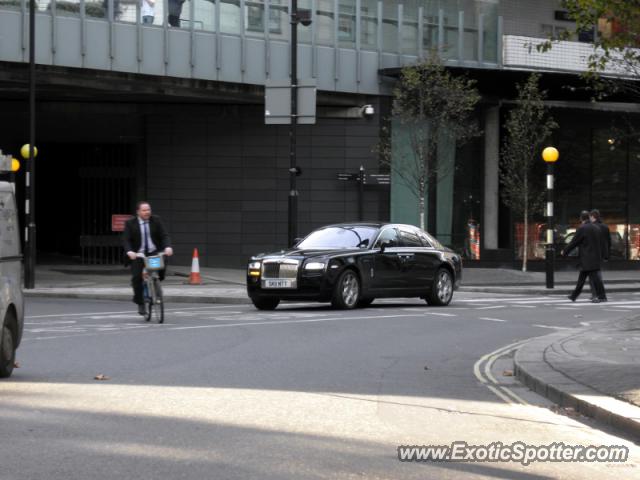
top-left (316, 0), bottom-right (334, 46)
top-left (381, 0), bottom-right (398, 53)
top-left (422, 1), bottom-right (439, 52)
top-left (402, 0), bottom-right (419, 56)
top-left (479, 0), bottom-right (498, 62)
top-left (298, 0), bottom-right (313, 44)
top-left (338, 0), bottom-right (356, 48)
top-left (245, 0), bottom-right (266, 36)
top-left (360, 0), bottom-right (378, 50)
top-left (512, 111), bottom-right (640, 262)
top-left (267, 0), bottom-right (288, 40)
top-left (220, 0), bottom-right (241, 34)
top-left (461, 0), bottom-right (478, 61)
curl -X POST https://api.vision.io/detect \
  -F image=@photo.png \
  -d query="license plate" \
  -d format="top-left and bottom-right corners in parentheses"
top-left (264, 279), bottom-right (293, 289)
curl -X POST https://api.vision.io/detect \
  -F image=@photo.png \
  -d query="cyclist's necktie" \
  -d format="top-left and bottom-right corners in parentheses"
top-left (143, 221), bottom-right (150, 255)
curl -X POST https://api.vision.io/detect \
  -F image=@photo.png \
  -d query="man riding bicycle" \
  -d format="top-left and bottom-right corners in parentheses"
top-left (123, 201), bottom-right (174, 315)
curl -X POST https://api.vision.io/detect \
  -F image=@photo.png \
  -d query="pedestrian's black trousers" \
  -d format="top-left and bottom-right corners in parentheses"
top-left (571, 269), bottom-right (604, 300)
top-left (588, 270), bottom-right (607, 300)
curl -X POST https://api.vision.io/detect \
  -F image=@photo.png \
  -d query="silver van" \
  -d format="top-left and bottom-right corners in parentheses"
top-left (0, 180), bottom-right (23, 378)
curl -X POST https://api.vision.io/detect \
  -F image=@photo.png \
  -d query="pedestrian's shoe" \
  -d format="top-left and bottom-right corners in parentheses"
top-left (567, 295), bottom-right (576, 302)
top-left (599, 298), bottom-right (608, 303)
top-left (138, 303), bottom-right (146, 315)
top-left (591, 298), bottom-right (601, 303)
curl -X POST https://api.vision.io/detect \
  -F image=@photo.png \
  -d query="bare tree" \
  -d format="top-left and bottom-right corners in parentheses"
top-left (378, 57), bottom-right (480, 232)
top-left (500, 74), bottom-right (558, 272)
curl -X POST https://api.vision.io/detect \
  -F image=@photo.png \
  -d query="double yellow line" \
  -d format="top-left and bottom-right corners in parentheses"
top-left (474, 340), bottom-right (530, 406)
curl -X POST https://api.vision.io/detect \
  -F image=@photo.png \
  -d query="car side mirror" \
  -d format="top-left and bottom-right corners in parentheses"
top-left (379, 240), bottom-right (391, 253)
top-left (292, 237), bottom-right (302, 247)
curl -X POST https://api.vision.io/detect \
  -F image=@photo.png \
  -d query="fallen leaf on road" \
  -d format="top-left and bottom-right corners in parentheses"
top-left (94, 374), bottom-right (110, 381)
top-left (550, 405), bottom-right (580, 418)
top-left (502, 369), bottom-right (514, 377)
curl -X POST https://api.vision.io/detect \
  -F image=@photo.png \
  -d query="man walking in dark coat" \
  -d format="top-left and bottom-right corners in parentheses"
top-left (589, 209), bottom-right (610, 302)
top-left (123, 201), bottom-right (174, 315)
top-left (562, 210), bottom-right (605, 303)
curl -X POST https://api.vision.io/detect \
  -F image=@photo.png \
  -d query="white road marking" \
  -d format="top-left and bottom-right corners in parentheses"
top-left (168, 313), bottom-right (433, 331)
top-left (457, 296), bottom-right (550, 303)
top-left (26, 304), bottom-right (243, 319)
top-left (532, 324), bottom-right (573, 330)
top-left (479, 317), bottom-right (507, 322)
top-left (476, 305), bottom-right (505, 310)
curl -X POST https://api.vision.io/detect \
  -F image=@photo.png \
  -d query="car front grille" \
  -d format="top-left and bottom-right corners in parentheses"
top-left (262, 260), bottom-right (299, 279)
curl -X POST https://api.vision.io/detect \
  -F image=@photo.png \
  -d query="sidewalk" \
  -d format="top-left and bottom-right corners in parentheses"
top-left (515, 316), bottom-right (640, 441)
top-left (24, 263), bottom-right (640, 440)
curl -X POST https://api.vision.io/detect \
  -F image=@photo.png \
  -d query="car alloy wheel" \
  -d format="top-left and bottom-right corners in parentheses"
top-left (426, 268), bottom-right (453, 306)
top-left (332, 270), bottom-right (360, 309)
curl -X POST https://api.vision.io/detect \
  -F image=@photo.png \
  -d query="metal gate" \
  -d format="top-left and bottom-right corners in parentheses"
top-left (79, 144), bottom-right (137, 265)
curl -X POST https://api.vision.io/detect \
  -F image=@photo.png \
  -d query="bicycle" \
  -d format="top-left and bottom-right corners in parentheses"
top-left (136, 252), bottom-right (166, 324)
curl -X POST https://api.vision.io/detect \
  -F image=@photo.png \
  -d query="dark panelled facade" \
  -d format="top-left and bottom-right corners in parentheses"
top-left (145, 104), bottom-right (388, 268)
top-left (0, 97), bottom-right (386, 268)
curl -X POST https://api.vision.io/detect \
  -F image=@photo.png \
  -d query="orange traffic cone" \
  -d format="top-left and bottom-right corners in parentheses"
top-left (188, 248), bottom-right (202, 285)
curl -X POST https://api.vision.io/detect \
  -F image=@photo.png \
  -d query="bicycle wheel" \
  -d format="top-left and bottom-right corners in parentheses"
top-left (143, 281), bottom-right (153, 322)
top-left (151, 277), bottom-right (164, 324)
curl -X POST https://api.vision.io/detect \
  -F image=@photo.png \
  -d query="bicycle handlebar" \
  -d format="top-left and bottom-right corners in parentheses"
top-left (135, 252), bottom-right (167, 258)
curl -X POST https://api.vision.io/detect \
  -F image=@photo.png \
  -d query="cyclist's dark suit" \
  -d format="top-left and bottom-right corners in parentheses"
top-left (123, 215), bottom-right (172, 306)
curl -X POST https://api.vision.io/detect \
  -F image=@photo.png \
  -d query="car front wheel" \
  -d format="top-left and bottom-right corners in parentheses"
top-left (426, 268), bottom-right (454, 306)
top-left (0, 313), bottom-right (16, 378)
top-left (332, 270), bottom-right (360, 309)
top-left (251, 297), bottom-right (280, 310)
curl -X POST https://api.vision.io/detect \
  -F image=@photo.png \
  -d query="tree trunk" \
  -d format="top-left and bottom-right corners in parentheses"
top-left (419, 194), bottom-right (425, 230)
top-left (427, 167), bottom-right (437, 234)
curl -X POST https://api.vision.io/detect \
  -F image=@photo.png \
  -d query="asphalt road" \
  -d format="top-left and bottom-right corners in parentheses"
top-left (2, 293), bottom-right (640, 479)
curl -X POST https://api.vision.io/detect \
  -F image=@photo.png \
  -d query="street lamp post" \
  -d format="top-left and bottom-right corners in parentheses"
top-left (288, 0), bottom-right (299, 247)
top-left (288, 1), bottom-right (310, 247)
top-left (542, 146), bottom-right (559, 289)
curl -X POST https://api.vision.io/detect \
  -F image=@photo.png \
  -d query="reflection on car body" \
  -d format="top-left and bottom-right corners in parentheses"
top-left (246, 222), bottom-right (462, 310)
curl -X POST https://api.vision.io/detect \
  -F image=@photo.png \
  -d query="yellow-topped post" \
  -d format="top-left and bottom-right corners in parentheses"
top-left (21, 143), bottom-right (37, 289)
top-left (542, 146), bottom-right (559, 288)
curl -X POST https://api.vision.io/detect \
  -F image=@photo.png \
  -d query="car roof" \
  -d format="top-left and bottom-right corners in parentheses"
top-left (321, 222), bottom-right (423, 230)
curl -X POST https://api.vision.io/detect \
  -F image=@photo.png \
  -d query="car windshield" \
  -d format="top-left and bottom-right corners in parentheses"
top-left (296, 226), bottom-right (379, 249)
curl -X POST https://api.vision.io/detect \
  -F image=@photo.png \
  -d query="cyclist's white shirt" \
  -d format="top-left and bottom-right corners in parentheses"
top-left (138, 217), bottom-right (158, 254)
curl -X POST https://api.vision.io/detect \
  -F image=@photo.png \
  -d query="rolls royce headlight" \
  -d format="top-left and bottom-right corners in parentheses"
top-left (304, 261), bottom-right (326, 271)
top-left (248, 261), bottom-right (262, 276)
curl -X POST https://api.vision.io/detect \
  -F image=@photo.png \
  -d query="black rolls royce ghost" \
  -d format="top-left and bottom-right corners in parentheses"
top-left (246, 222), bottom-right (462, 310)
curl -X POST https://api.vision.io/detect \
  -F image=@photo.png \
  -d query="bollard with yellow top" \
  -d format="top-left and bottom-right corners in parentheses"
top-left (542, 146), bottom-right (559, 289)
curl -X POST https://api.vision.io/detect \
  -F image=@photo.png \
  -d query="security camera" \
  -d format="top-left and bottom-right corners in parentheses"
top-left (298, 9), bottom-right (312, 27)
top-left (362, 104), bottom-right (375, 116)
